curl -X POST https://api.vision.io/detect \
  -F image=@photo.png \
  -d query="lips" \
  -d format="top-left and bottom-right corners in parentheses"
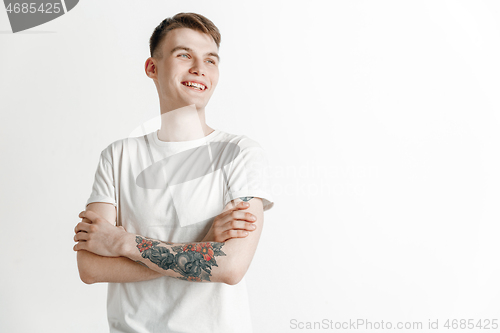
top-left (181, 80), bottom-right (207, 91)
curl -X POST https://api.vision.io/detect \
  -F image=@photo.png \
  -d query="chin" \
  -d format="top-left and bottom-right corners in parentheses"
top-left (192, 101), bottom-right (209, 111)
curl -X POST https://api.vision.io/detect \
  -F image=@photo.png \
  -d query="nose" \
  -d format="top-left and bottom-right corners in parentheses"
top-left (189, 59), bottom-right (206, 76)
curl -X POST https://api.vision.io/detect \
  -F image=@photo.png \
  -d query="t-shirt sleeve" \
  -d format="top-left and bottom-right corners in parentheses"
top-left (223, 146), bottom-right (275, 211)
top-left (85, 148), bottom-right (117, 209)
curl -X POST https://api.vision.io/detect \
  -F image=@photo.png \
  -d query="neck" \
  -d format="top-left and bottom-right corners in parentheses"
top-left (157, 104), bottom-right (214, 142)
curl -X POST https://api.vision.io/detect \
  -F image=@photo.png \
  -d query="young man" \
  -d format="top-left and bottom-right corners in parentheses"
top-left (74, 12), bottom-right (274, 333)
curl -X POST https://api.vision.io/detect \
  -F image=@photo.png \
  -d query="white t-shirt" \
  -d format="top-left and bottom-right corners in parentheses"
top-left (85, 129), bottom-right (275, 333)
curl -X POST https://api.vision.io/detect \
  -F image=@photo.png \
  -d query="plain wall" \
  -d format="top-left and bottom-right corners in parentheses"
top-left (1, 1), bottom-right (499, 332)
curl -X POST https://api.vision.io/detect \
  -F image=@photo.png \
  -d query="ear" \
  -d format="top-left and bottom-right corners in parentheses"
top-left (145, 57), bottom-right (157, 79)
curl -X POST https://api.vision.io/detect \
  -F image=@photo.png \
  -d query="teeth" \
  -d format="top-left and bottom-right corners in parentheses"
top-left (184, 82), bottom-right (205, 90)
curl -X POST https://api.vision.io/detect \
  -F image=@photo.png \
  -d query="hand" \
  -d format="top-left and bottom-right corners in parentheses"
top-left (73, 210), bottom-right (131, 257)
top-left (202, 201), bottom-right (258, 242)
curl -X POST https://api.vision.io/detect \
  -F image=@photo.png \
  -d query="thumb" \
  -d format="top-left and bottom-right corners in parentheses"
top-left (79, 210), bottom-right (101, 223)
top-left (235, 201), bottom-right (250, 209)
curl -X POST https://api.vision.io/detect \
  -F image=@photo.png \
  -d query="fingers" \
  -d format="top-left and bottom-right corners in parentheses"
top-left (222, 229), bottom-right (250, 240)
top-left (74, 221), bottom-right (91, 234)
top-left (224, 219), bottom-right (256, 232)
top-left (236, 201), bottom-right (250, 208)
top-left (227, 210), bottom-right (256, 223)
top-left (211, 203), bottom-right (258, 242)
top-left (214, 207), bottom-right (256, 227)
top-left (213, 228), bottom-right (250, 242)
top-left (73, 211), bottom-right (102, 252)
top-left (222, 201), bottom-right (250, 215)
top-left (74, 232), bottom-right (89, 242)
top-left (78, 210), bottom-right (102, 223)
top-left (214, 219), bottom-right (257, 242)
top-left (73, 241), bottom-right (87, 252)
top-left (202, 201), bottom-right (256, 242)
top-left (233, 201), bottom-right (250, 211)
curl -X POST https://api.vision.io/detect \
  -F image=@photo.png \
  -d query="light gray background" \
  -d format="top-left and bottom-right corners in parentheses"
top-left (1, 1), bottom-right (499, 332)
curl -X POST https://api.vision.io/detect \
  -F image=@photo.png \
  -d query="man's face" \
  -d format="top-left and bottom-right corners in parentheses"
top-left (149, 28), bottom-right (220, 112)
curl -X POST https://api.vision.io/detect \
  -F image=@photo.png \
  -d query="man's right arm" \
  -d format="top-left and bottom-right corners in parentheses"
top-left (76, 202), bottom-right (163, 284)
top-left (76, 201), bottom-right (257, 284)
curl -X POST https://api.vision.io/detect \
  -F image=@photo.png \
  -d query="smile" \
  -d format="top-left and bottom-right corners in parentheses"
top-left (181, 81), bottom-right (207, 91)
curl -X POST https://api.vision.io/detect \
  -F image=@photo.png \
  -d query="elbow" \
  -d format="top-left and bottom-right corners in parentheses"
top-left (79, 270), bottom-right (96, 285)
top-left (222, 267), bottom-right (247, 286)
top-left (77, 251), bottom-right (96, 284)
top-left (220, 254), bottom-right (254, 285)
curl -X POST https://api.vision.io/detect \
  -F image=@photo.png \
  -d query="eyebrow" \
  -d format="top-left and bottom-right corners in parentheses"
top-left (170, 46), bottom-right (220, 63)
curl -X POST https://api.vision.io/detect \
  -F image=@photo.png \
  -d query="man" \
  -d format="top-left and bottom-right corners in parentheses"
top-left (74, 12), bottom-right (274, 333)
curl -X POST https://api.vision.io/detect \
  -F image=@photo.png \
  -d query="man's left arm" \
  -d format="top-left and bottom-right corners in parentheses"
top-left (75, 197), bottom-right (264, 285)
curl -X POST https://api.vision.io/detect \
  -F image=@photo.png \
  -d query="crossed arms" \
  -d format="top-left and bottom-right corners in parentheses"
top-left (74, 197), bottom-right (264, 285)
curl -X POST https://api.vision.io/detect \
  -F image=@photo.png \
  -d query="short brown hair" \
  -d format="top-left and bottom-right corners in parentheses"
top-left (149, 13), bottom-right (221, 59)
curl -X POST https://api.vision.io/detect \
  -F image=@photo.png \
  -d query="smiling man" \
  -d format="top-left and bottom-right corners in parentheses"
top-left (74, 12), bottom-right (274, 333)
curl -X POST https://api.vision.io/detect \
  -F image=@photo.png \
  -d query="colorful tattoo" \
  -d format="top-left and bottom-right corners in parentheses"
top-left (240, 196), bottom-right (254, 202)
top-left (135, 236), bottom-right (226, 282)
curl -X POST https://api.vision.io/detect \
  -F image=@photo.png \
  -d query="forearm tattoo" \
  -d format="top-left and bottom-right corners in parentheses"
top-left (240, 196), bottom-right (254, 202)
top-left (135, 236), bottom-right (226, 282)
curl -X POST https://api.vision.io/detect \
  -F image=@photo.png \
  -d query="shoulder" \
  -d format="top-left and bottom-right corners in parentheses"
top-left (215, 130), bottom-right (264, 151)
top-left (99, 134), bottom-right (145, 164)
top-left (213, 131), bottom-right (270, 169)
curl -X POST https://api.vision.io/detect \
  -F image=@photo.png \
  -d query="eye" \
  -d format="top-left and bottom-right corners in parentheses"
top-left (179, 53), bottom-right (189, 58)
top-left (206, 59), bottom-right (216, 65)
